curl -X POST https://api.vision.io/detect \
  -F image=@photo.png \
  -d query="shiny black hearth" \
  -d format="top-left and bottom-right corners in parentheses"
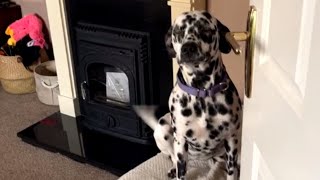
top-left (18, 0), bottom-right (172, 175)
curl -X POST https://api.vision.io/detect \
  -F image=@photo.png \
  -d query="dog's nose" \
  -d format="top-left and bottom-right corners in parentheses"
top-left (181, 42), bottom-right (198, 55)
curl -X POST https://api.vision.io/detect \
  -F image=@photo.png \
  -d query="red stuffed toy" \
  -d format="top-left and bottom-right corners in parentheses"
top-left (5, 13), bottom-right (47, 49)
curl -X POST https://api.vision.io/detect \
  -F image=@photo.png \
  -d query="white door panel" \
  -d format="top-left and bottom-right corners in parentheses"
top-left (241, 0), bottom-right (320, 179)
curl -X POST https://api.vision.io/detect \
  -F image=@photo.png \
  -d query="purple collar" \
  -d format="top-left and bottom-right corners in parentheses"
top-left (177, 70), bottom-right (229, 98)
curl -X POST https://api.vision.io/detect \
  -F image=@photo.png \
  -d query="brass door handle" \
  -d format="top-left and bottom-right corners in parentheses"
top-left (225, 6), bottom-right (257, 98)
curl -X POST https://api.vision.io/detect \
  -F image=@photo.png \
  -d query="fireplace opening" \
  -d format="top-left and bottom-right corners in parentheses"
top-left (87, 63), bottom-right (130, 106)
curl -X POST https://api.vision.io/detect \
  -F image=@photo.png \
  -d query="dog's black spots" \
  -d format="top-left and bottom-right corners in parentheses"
top-left (195, 148), bottom-right (201, 151)
top-left (236, 107), bottom-right (240, 111)
top-left (229, 109), bottom-right (233, 115)
top-left (225, 91), bottom-right (234, 105)
top-left (181, 24), bottom-right (187, 31)
top-left (217, 103), bottom-right (228, 115)
top-left (206, 122), bottom-right (213, 130)
top-left (193, 102), bottom-right (202, 117)
top-left (188, 26), bottom-right (196, 34)
top-left (219, 155), bottom-right (226, 160)
top-left (205, 140), bottom-right (209, 147)
top-left (223, 122), bottom-right (229, 127)
top-left (195, 143), bottom-right (201, 148)
top-left (227, 170), bottom-right (234, 175)
top-left (172, 116), bottom-right (176, 124)
top-left (232, 134), bottom-right (236, 137)
top-left (199, 98), bottom-right (206, 111)
top-left (208, 103), bottom-right (217, 116)
top-left (232, 115), bottom-right (239, 124)
top-left (210, 129), bottom-right (219, 139)
top-left (167, 168), bottom-right (176, 178)
top-left (224, 140), bottom-right (231, 152)
top-left (187, 72), bottom-right (193, 76)
top-left (228, 161), bottom-right (233, 168)
top-left (218, 125), bottom-right (224, 131)
top-left (186, 14), bottom-right (196, 24)
top-left (177, 161), bottom-right (187, 179)
top-left (177, 153), bottom-right (183, 161)
top-left (184, 143), bottom-right (188, 151)
top-left (173, 26), bottom-right (184, 43)
top-left (188, 95), bottom-right (192, 102)
top-left (236, 122), bottom-right (241, 130)
top-left (159, 118), bottom-right (166, 125)
top-left (164, 135), bottom-right (169, 141)
top-left (232, 149), bottom-right (238, 156)
top-left (209, 131), bottom-right (218, 139)
top-left (211, 95), bottom-right (216, 102)
top-left (202, 12), bottom-right (212, 20)
top-left (173, 127), bottom-right (177, 133)
top-left (185, 121), bottom-right (190, 126)
top-left (204, 61), bottom-right (215, 75)
top-left (186, 129), bottom-right (194, 137)
top-left (172, 98), bottom-right (176, 103)
top-left (200, 17), bottom-right (210, 25)
top-left (195, 65), bottom-right (199, 68)
top-left (181, 108), bottom-right (192, 117)
top-left (177, 94), bottom-right (180, 98)
top-left (212, 157), bottom-right (218, 163)
top-left (171, 105), bottom-right (175, 112)
top-left (213, 38), bottom-right (217, 51)
top-left (191, 74), bottom-right (211, 89)
top-left (214, 72), bottom-right (220, 81)
top-left (180, 95), bottom-right (188, 108)
top-left (234, 139), bottom-right (239, 144)
top-left (200, 32), bottom-right (213, 44)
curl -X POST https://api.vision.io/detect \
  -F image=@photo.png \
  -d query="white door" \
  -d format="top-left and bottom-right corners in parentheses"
top-left (241, 0), bottom-right (320, 180)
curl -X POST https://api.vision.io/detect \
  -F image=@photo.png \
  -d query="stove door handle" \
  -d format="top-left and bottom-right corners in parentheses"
top-left (81, 81), bottom-right (87, 100)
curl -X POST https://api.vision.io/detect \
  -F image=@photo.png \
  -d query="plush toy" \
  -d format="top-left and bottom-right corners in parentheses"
top-left (5, 13), bottom-right (46, 49)
top-left (14, 35), bottom-right (41, 69)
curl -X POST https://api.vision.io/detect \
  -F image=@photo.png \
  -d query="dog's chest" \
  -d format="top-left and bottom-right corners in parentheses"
top-left (169, 83), bottom-right (241, 157)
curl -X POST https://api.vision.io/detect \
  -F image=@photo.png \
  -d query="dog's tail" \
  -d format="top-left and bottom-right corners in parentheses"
top-left (132, 105), bottom-right (169, 130)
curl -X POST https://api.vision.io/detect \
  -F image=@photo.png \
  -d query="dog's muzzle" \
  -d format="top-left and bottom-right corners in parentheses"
top-left (180, 42), bottom-right (200, 63)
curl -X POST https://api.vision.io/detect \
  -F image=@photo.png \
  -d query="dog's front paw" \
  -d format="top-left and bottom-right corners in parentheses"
top-left (167, 167), bottom-right (176, 179)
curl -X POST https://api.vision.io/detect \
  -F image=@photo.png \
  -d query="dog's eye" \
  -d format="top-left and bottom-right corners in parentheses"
top-left (175, 29), bottom-right (185, 36)
top-left (204, 29), bottom-right (214, 35)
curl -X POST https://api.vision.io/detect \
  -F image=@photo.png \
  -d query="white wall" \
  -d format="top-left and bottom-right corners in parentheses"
top-left (12, 0), bottom-right (50, 31)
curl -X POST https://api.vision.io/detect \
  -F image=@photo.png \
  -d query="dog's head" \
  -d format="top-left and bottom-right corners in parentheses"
top-left (165, 11), bottom-right (231, 67)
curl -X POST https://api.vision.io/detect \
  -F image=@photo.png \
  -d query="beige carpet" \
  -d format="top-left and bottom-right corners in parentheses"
top-left (0, 86), bottom-right (118, 180)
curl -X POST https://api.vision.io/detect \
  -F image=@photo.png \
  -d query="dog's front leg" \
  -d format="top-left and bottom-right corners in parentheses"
top-left (173, 134), bottom-right (188, 180)
top-left (224, 137), bottom-right (240, 180)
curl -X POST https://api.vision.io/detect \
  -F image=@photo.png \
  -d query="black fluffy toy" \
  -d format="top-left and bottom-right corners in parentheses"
top-left (14, 35), bottom-right (41, 70)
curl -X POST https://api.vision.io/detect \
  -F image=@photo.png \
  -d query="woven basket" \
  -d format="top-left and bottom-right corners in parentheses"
top-left (0, 55), bottom-right (36, 94)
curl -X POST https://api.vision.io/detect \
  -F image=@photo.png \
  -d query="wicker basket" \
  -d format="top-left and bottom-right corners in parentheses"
top-left (0, 55), bottom-right (36, 94)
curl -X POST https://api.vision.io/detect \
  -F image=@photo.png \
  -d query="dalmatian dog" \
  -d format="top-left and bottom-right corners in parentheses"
top-left (134, 11), bottom-right (242, 180)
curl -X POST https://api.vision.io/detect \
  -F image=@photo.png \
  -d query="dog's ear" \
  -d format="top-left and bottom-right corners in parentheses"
top-left (165, 26), bottom-right (176, 58)
top-left (217, 20), bottom-right (232, 54)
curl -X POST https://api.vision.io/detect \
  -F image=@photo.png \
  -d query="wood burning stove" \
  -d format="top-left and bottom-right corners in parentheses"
top-left (67, 0), bottom-right (173, 144)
